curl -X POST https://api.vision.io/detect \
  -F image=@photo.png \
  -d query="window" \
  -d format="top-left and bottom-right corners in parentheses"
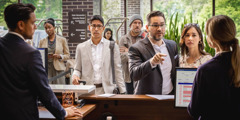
top-left (153, 0), bottom-right (212, 28)
top-left (22, 0), bottom-right (62, 31)
top-left (153, 0), bottom-right (214, 55)
top-left (0, 0), bottom-right (18, 30)
top-left (215, 0), bottom-right (240, 39)
top-left (140, 0), bottom-right (151, 29)
top-left (94, 0), bottom-right (122, 41)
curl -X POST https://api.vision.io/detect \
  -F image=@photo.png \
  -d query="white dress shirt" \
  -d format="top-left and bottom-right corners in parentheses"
top-left (72, 38), bottom-right (104, 84)
top-left (150, 40), bottom-right (173, 94)
top-left (90, 38), bottom-right (104, 84)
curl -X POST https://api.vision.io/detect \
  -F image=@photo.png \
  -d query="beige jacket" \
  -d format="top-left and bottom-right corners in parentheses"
top-left (38, 35), bottom-right (70, 71)
top-left (74, 38), bottom-right (126, 93)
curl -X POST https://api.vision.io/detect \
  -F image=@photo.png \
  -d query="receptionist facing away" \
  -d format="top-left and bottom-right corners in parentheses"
top-left (188, 15), bottom-right (240, 120)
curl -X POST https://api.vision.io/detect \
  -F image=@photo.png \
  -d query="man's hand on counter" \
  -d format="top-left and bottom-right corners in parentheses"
top-left (65, 106), bottom-right (83, 118)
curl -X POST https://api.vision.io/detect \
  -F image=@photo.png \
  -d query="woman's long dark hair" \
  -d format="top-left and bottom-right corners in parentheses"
top-left (179, 24), bottom-right (208, 57)
top-left (104, 28), bottom-right (113, 41)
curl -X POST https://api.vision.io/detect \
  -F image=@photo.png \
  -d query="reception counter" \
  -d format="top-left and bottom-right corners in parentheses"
top-left (79, 94), bottom-right (193, 120)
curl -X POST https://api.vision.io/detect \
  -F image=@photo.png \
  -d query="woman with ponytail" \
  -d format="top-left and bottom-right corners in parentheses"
top-left (188, 15), bottom-right (240, 120)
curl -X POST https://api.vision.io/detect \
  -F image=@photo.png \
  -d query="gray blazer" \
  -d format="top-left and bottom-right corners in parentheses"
top-left (128, 37), bottom-right (178, 94)
top-left (74, 38), bottom-right (126, 93)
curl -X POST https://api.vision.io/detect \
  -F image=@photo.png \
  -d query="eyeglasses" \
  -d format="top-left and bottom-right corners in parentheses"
top-left (184, 23), bottom-right (200, 28)
top-left (149, 24), bottom-right (166, 29)
top-left (90, 24), bottom-right (103, 29)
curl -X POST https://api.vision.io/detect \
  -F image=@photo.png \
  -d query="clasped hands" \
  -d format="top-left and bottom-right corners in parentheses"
top-left (150, 52), bottom-right (167, 65)
top-left (119, 46), bottom-right (128, 53)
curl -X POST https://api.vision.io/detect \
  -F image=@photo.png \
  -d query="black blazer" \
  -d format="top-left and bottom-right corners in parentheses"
top-left (128, 37), bottom-right (178, 94)
top-left (188, 52), bottom-right (240, 120)
top-left (0, 33), bottom-right (65, 120)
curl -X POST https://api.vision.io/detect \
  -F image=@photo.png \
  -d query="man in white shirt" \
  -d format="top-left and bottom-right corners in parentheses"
top-left (128, 11), bottom-right (179, 94)
top-left (72, 15), bottom-right (126, 95)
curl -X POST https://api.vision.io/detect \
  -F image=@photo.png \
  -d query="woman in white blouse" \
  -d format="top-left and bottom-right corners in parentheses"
top-left (179, 23), bottom-right (212, 68)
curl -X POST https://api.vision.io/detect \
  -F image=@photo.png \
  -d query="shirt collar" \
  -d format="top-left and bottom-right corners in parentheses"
top-left (90, 37), bottom-right (104, 45)
top-left (149, 39), bottom-right (166, 48)
top-left (8, 31), bottom-right (25, 41)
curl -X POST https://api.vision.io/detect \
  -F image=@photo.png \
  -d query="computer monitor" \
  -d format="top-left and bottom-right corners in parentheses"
top-left (37, 48), bottom-right (48, 73)
top-left (175, 67), bottom-right (197, 107)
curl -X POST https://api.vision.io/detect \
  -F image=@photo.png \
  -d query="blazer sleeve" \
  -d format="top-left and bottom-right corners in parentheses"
top-left (128, 45), bottom-right (154, 81)
top-left (60, 37), bottom-right (70, 61)
top-left (187, 69), bottom-right (204, 119)
top-left (74, 44), bottom-right (82, 78)
top-left (113, 43), bottom-right (126, 93)
top-left (27, 50), bottom-right (66, 120)
top-left (173, 42), bottom-right (179, 67)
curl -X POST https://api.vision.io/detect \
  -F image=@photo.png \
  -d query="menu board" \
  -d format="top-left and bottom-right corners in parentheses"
top-left (68, 11), bottom-right (88, 43)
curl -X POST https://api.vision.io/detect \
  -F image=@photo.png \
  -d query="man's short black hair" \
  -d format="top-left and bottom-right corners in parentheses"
top-left (88, 15), bottom-right (104, 26)
top-left (4, 3), bottom-right (36, 30)
top-left (147, 11), bottom-right (166, 25)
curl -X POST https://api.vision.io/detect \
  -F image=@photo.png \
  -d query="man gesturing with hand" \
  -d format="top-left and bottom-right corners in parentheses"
top-left (128, 11), bottom-right (178, 95)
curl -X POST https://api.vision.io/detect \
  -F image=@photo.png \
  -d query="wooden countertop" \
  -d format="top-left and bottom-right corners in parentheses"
top-left (39, 104), bottom-right (96, 120)
top-left (79, 94), bottom-right (174, 101)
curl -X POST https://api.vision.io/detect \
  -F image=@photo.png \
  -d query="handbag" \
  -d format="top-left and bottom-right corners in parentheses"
top-left (109, 41), bottom-right (120, 94)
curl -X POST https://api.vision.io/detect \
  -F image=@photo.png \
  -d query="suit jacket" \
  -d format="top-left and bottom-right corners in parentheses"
top-left (38, 35), bottom-right (70, 71)
top-left (119, 31), bottom-right (143, 83)
top-left (188, 52), bottom-right (240, 120)
top-left (128, 37), bottom-right (178, 94)
top-left (0, 33), bottom-right (65, 120)
top-left (74, 38), bottom-right (126, 93)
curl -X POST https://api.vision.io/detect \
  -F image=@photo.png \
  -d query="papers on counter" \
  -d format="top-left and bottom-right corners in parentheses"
top-left (146, 94), bottom-right (174, 100)
top-left (98, 93), bottom-right (116, 97)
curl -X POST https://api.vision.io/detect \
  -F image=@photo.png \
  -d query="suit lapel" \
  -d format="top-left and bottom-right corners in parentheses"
top-left (85, 40), bottom-right (94, 66)
top-left (143, 38), bottom-right (155, 57)
top-left (143, 38), bottom-right (162, 73)
top-left (164, 39), bottom-right (174, 66)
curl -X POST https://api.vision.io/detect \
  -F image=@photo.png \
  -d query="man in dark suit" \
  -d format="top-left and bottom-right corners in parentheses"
top-left (0, 3), bottom-right (81, 120)
top-left (129, 11), bottom-right (178, 94)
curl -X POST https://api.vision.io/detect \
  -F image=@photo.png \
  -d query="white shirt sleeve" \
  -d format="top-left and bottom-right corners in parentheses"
top-left (72, 70), bottom-right (80, 77)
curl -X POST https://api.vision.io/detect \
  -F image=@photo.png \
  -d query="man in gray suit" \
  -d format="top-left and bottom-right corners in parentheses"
top-left (72, 15), bottom-right (126, 95)
top-left (129, 11), bottom-right (178, 95)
